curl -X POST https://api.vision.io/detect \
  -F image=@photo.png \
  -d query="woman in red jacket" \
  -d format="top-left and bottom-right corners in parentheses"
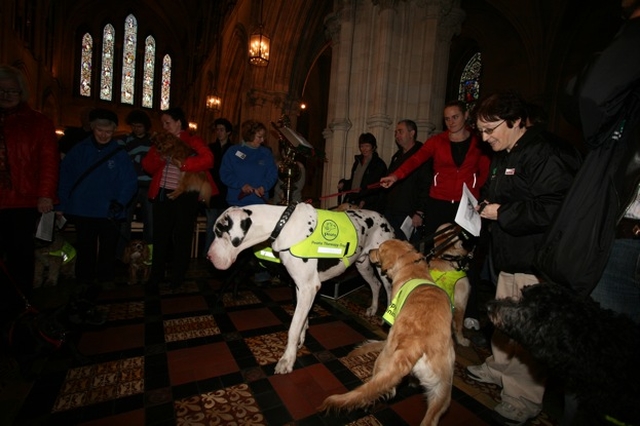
top-left (381, 100), bottom-right (491, 242)
top-left (0, 65), bottom-right (58, 297)
top-left (142, 107), bottom-right (217, 288)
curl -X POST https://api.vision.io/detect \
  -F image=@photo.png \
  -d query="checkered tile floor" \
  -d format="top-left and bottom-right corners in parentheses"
top-left (0, 259), bottom-right (562, 425)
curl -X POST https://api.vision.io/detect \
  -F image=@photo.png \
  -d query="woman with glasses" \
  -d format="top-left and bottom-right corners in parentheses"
top-left (0, 65), bottom-right (59, 299)
top-left (380, 100), bottom-right (491, 245)
top-left (465, 91), bottom-right (579, 426)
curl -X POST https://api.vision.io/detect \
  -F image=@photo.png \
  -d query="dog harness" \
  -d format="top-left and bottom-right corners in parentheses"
top-left (255, 209), bottom-right (358, 265)
top-left (48, 241), bottom-right (77, 265)
top-left (383, 278), bottom-right (455, 326)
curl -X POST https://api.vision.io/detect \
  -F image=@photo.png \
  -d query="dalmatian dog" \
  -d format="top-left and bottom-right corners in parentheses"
top-left (207, 203), bottom-right (395, 374)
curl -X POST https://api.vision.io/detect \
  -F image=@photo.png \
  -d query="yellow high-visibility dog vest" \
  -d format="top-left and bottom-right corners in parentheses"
top-left (383, 277), bottom-right (456, 326)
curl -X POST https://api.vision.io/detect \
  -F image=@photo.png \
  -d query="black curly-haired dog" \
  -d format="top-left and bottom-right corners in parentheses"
top-left (487, 282), bottom-right (640, 426)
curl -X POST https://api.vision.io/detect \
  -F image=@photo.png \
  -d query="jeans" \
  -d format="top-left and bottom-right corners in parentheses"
top-left (590, 238), bottom-right (640, 324)
top-left (205, 207), bottom-right (225, 254)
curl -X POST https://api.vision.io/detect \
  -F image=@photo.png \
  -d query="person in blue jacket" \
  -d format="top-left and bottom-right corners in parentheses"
top-left (58, 108), bottom-right (137, 295)
top-left (220, 120), bottom-right (278, 207)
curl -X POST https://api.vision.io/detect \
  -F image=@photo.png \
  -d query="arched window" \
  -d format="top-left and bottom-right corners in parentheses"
top-left (142, 36), bottom-right (156, 108)
top-left (77, 15), bottom-right (171, 109)
top-left (458, 52), bottom-right (482, 111)
top-left (160, 54), bottom-right (172, 111)
top-left (100, 24), bottom-right (115, 101)
top-left (121, 14), bottom-right (138, 105)
top-left (80, 33), bottom-right (93, 97)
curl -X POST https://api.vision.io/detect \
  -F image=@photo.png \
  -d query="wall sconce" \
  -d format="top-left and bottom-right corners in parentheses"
top-left (248, 0), bottom-right (270, 66)
top-left (188, 121), bottom-right (198, 132)
top-left (206, 94), bottom-right (222, 112)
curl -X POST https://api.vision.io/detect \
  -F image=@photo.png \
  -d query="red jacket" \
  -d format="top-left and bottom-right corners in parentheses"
top-left (142, 131), bottom-right (218, 200)
top-left (393, 129), bottom-right (490, 201)
top-left (0, 103), bottom-right (59, 209)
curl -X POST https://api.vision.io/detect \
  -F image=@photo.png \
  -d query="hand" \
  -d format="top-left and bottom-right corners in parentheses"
top-left (254, 186), bottom-right (265, 197)
top-left (412, 214), bottom-right (423, 228)
top-left (479, 202), bottom-right (500, 220)
top-left (380, 175), bottom-right (398, 188)
top-left (37, 197), bottom-right (54, 214)
top-left (108, 200), bottom-right (124, 219)
top-left (241, 184), bottom-right (253, 194)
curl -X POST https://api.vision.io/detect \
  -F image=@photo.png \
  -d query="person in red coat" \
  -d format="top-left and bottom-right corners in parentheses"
top-left (142, 107), bottom-right (217, 288)
top-left (0, 65), bottom-right (59, 297)
top-left (381, 100), bottom-right (491, 242)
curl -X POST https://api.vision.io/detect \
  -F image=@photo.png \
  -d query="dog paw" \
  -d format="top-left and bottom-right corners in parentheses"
top-left (456, 336), bottom-right (471, 347)
top-left (274, 358), bottom-right (294, 374)
top-left (365, 305), bottom-right (378, 316)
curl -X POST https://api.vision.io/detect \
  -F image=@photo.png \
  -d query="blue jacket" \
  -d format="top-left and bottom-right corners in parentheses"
top-left (220, 143), bottom-right (278, 206)
top-left (58, 137), bottom-right (138, 219)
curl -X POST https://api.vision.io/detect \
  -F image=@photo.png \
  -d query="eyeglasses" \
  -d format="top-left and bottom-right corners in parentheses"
top-left (0, 89), bottom-right (21, 97)
top-left (478, 120), bottom-right (506, 136)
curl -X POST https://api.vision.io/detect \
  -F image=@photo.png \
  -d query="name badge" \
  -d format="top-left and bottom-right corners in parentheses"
top-left (235, 150), bottom-right (246, 160)
top-left (505, 168), bottom-right (515, 175)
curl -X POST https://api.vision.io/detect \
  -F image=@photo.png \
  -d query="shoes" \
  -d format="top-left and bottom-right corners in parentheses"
top-left (466, 364), bottom-right (500, 386)
top-left (464, 317), bottom-right (480, 330)
top-left (492, 401), bottom-right (539, 426)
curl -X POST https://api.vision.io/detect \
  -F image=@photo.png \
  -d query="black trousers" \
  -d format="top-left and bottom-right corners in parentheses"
top-left (72, 216), bottom-right (120, 285)
top-left (150, 190), bottom-right (199, 285)
top-left (0, 207), bottom-right (38, 298)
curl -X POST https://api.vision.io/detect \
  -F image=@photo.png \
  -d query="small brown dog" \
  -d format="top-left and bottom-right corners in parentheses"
top-left (33, 236), bottom-right (76, 288)
top-left (122, 240), bottom-right (151, 285)
top-left (152, 132), bottom-right (212, 204)
top-left (428, 223), bottom-right (472, 346)
top-left (320, 239), bottom-right (455, 426)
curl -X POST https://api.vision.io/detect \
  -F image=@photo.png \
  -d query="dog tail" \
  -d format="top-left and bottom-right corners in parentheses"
top-left (319, 348), bottom-right (416, 412)
top-left (348, 340), bottom-right (385, 357)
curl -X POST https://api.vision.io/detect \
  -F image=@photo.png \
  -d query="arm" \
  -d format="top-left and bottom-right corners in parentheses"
top-left (380, 137), bottom-right (436, 187)
top-left (141, 146), bottom-right (166, 175)
top-left (181, 135), bottom-right (214, 172)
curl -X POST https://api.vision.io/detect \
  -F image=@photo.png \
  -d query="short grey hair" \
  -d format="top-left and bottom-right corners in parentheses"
top-left (0, 64), bottom-right (29, 102)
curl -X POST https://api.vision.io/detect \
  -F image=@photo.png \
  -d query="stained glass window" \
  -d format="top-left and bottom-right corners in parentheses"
top-left (80, 33), bottom-right (93, 97)
top-left (142, 36), bottom-right (156, 108)
top-left (458, 52), bottom-right (482, 111)
top-left (100, 24), bottom-right (115, 101)
top-left (78, 16), bottom-right (171, 106)
top-left (160, 54), bottom-right (172, 110)
top-left (121, 14), bottom-right (138, 105)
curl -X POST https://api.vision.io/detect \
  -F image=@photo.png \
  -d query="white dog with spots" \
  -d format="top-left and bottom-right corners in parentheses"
top-left (207, 203), bottom-right (394, 374)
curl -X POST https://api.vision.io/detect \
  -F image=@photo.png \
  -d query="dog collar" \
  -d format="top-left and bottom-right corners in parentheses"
top-left (269, 203), bottom-right (298, 242)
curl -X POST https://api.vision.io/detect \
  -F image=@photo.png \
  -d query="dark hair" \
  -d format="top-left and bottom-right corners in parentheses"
top-left (89, 108), bottom-right (119, 127)
top-left (398, 119), bottom-right (418, 140)
top-left (473, 91), bottom-right (528, 129)
top-left (358, 132), bottom-right (377, 149)
top-left (444, 99), bottom-right (467, 113)
top-left (161, 107), bottom-right (188, 130)
top-left (241, 119), bottom-right (267, 143)
top-left (214, 117), bottom-right (233, 133)
top-left (126, 110), bottom-right (151, 130)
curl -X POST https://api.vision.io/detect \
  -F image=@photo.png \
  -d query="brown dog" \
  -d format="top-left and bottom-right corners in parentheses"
top-left (151, 132), bottom-right (212, 204)
top-left (33, 235), bottom-right (76, 288)
top-left (320, 239), bottom-right (454, 426)
top-left (122, 239), bottom-right (151, 285)
top-left (428, 223), bottom-right (472, 346)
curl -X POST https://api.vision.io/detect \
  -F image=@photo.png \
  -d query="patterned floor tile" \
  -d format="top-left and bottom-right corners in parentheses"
top-left (222, 290), bottom-right (262, 307)
top-left (102, 301), bottom-right (145, 321)
top-left (339, 351), bottom-right (379, 381)
top-left (52, 357), bottom-right (144, 412)
top-left (245, 331), bottom-right (311, 366)
top-left (163, 314), bottom-right (221, 342)
top-left (174, 383), bottom-right (265, 425)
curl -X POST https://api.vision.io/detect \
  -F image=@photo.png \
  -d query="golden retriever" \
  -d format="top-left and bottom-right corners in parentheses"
top-left (151, 132), bottom-right (212, 204)
top-left (428, 223), bottom-right (472, 346)
top-left (319, 239), bottom-right (454, 426)
top-left (122, 239), bottom-right (151, 285)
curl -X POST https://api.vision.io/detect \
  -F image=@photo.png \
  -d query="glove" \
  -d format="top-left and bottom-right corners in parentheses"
top-left (108, 200), bottom-right (124, 219)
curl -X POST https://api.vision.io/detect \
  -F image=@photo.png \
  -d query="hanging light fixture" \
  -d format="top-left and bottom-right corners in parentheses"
top-left (206, 93), bottom-right (222, 112)
top-left (248, 0), bottom-right (270, 67)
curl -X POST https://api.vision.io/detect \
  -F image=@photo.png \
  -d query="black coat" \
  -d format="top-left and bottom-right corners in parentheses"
top-left (483, 126), bottom-right (577, 274)
top-left (342, 152), bottom-right (387, 212)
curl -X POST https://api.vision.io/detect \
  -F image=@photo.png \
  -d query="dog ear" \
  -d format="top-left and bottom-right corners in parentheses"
top-left (122, 246), bottom-right (131, 264)
top-left (271, 203), bottom-right (318, 251)
top-left (369, 248), bottom-right (380, 265)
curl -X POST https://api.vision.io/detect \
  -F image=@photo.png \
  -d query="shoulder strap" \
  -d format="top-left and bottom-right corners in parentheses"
top-left (69, 147), bottom-right (124, 195)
